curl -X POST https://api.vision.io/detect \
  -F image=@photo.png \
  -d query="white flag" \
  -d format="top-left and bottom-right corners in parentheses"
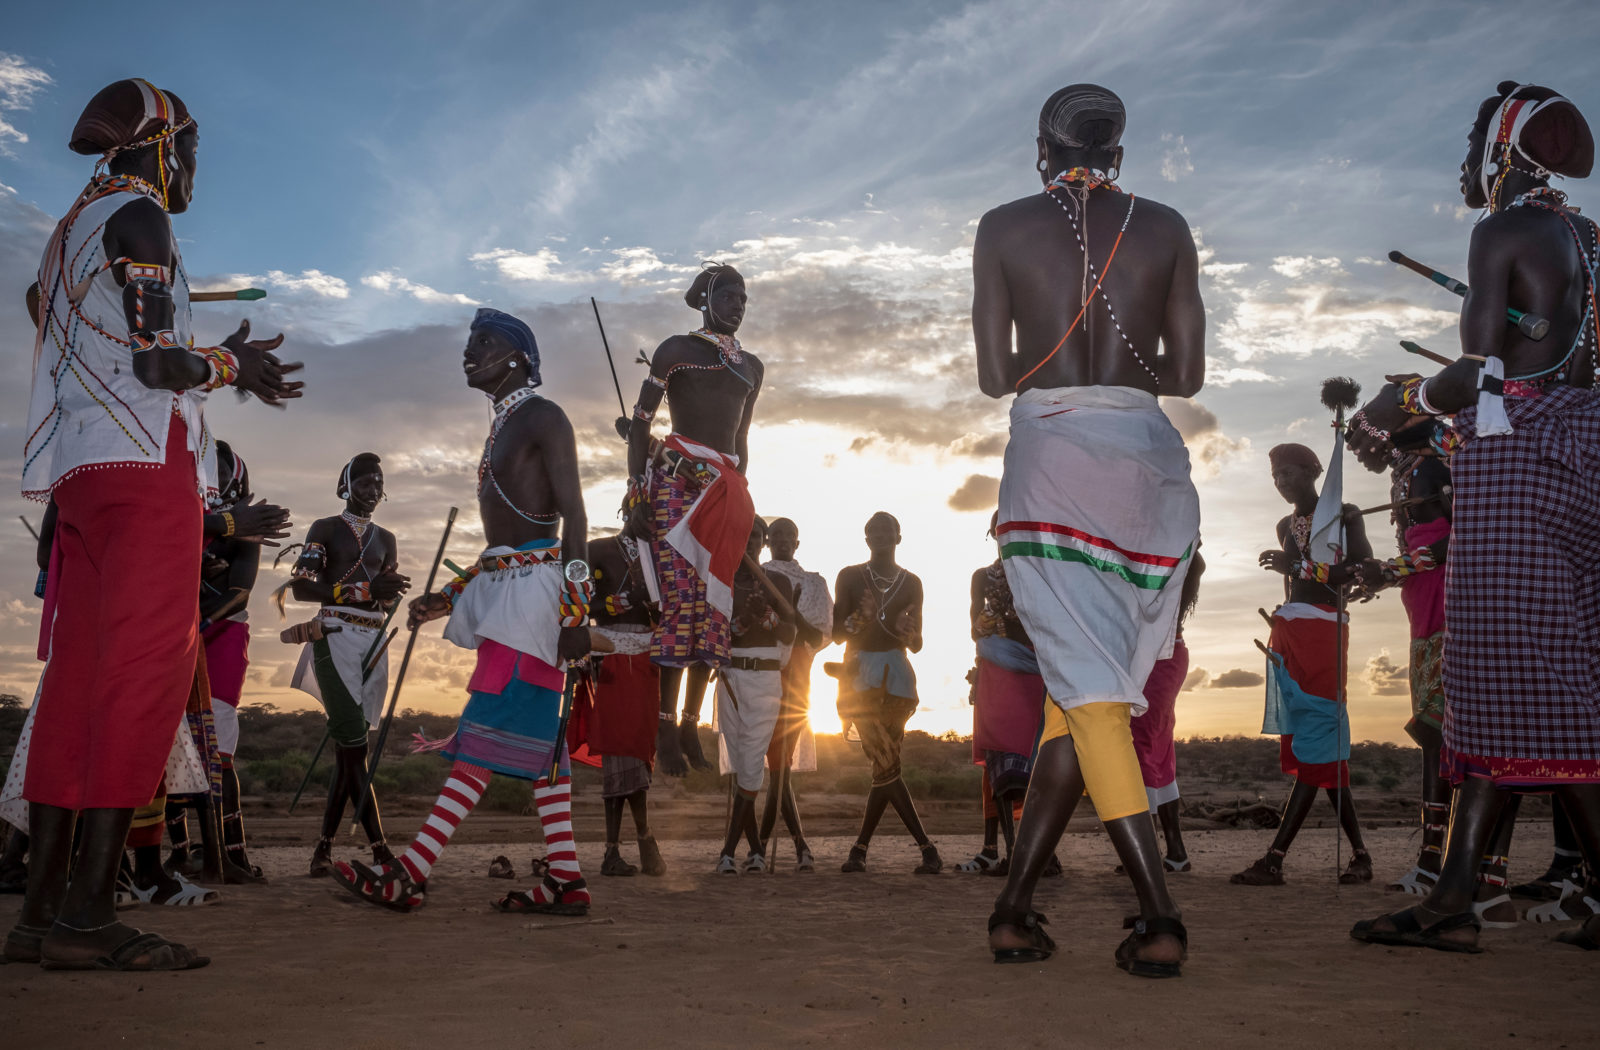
top-left (1306, 426), bottom-right (1346, 564)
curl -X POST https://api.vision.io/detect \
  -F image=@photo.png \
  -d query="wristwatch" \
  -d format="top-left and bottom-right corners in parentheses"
top-left (564, 559), bottom-right (592, 585)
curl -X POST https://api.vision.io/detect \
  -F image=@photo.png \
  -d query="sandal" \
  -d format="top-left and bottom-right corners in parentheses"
top-left (333, 859), bottom-right (425, 913)
top-left (602, 847), bottom-right (639, 878)
top-left (743, 851), bottom-right (767, 875)
top-left (638, 836), bottom-right (667, 877)
top-left (913, 844), bottom-right (943, 875)
top-left (130, 873), bottom-right (219, 907)
top-left (1115, 916), bottom-right (1187, 978)
top-left (40, 928), bottom-right (209, 971)
top-left (1528, 884), bottom-right (1600, 924)
top-left (1386, 865), bottom-right (1439, 896)
top-left (714, 854), bottom-right (739, 875)
top-left (1472, 892), bottom-right (1519, 930)
top-left (529, 856), bottom-right (551, 880)
top-left (492, 874), bottom-right (590, 916)
top-left (1338, 850), bottom-right (1374, 885)
top-left (1511, 851), bottom-right (1584, 900)
top-left (308, 837), bottom-right (334, 878)
top-left (989, 855), bottom-right (1014, 878)
top-left (988, 909), bottom-right (1055, 964)
top-left (956, 850), bottom-right (1001, 874)
top-left (487, 855), bottom-right (517, 880)
top-left (1350, 906), bottom-right (1483, 954)
top-left (1164, 856), bottom-right (1191, 874)
top-left (795, 848), bottom-right (815, 873)
top-left (2, 923), bottom-right (49, 965)
top-left (1230, 854), bottom-right (1285, 886)
top-left (840, 844), bottom-right (867, 873)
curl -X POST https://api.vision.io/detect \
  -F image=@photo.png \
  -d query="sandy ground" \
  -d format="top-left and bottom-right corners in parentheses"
top-left (1, 817), bottom-right (1594, 1049)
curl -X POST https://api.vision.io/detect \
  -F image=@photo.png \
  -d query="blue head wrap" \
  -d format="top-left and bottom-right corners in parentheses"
top-left (470, 308), bottom-right (541, 387)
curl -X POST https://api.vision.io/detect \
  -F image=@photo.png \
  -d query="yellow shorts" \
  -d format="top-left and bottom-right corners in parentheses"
top-left (1040, 700), bottom-right (1148, 822)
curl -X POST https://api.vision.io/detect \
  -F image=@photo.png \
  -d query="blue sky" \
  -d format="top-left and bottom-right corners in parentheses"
top-left (1, 1), bottom-right (1596, 741)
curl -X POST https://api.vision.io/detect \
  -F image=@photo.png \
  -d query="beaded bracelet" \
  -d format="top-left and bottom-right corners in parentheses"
top-left (221, 512), bottom-right (235, 538)
top-left (1428, 426), bottom-right (1462, 460)
top-left (602, 593), bottom-right (633, 616)
top-left (1381, 546), bottom-right (1438, 582)
top-left (1395, 376), bottom-right (1442, 417)
top-left (625, 474), bottom-right (649, 511)
top-left (333, 581), bottom-right (371, 604)
top-left (191, 346), bottom-right (240, 392)
top-left (438, 565), bottom-right (482, 608)
top-left (1299, 560), bottom-right (1333, 583)
top-left (558, 578), bottom-right (594, 628)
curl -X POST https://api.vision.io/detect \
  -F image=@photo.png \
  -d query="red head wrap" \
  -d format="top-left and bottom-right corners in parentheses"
top-left (1268, 443), bottom-right (1322, 474)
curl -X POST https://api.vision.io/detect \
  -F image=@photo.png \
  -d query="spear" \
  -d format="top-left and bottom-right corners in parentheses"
top-left (1389, 250), bottom-right (1549, 340)
top-left (353, 506), bottom-right (459, 822)
top-left (591, 298), bottom-right (628, 420)
top-left (191, 288), bottom-right (267, 303)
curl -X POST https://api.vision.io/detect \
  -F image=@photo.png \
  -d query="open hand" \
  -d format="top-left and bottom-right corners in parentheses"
top-left (372, 571), bottom-right (412, 602)
top-left (1258, 549), bottom-right (1293, 575)
top-left (225, 319), bottom-right (304, 406)
top-left (229, 498), bottom-right (291, 545)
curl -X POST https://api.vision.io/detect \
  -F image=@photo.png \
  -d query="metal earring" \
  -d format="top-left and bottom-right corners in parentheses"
top-left (1037, 158), bottom-right (1048, 173)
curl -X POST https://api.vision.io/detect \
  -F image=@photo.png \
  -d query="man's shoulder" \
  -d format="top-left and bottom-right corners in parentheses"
top-left (653, 333), bottom-right (704, 363)
top-left (979, 193), bottom-right (1055, 234)
top-left (305, 515), bottom-right (341, 536)
top-left (506, 394), bottom-right (571, 432)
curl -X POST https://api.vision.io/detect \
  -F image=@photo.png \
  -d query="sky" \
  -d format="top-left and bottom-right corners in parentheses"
top-left (1, 1), bottom-right (1596, 745)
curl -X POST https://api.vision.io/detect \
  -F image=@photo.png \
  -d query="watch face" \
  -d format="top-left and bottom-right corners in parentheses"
top-left (564, 559), bottom-right (591, 584)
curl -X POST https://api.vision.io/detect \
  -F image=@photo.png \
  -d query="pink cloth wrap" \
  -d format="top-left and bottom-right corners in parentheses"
top-left (1132, 639), bottom-right (1188, 790)
top-left (972, 659), bottom-right (1046, 760)
top-left (1399, 518), bottom-right (1450, 640)
top-left (202, 619), bottom-right (250, 706)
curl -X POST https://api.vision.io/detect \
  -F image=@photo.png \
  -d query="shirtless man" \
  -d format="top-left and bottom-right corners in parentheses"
top-left (337, 308), bottom-right (592, 915)
top-left (288, 454), bottom-right (408, 877)
top-left (1351, 82), bottom-right (1600, 953)
top-left (833, 512), bottom-right (941, 875)
top-left (626, 265), bottom-right (761, 776)
top-left (973, 85), bottom-right (1204, 976)
top-left (1232, 444), bottom-right (1373, 886)
top-left (713, 519), bottom-right (795, 873)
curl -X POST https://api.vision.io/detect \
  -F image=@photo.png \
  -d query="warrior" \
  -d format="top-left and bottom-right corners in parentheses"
top-left (1232, 444), bottom-right (1373, 886)
top-left (833, 512), bottom-right (941, 875)
top-left (1351, 82), bottom-right (1600, 953)
top-left (165, 440), bottom-right (280, 885)
top-left (288, 453), bottom-right (408, 876)
top-left (713, 518), bottom-right (796, 873)
top-left (973, 84), bottom-right (1204, 976)
top-left (625, 264), bottom-right (761, 777)
top-left (574, 532), bottom-right (667, 877)
top-left (1132, 550), bottom-right (1205, 874)
top-left (965, 513), bottom-right (1046, 876)
top-left (336, 308), bottom-right (592, 915)
top-left (7, 79), bottom-right (301, 971)
top-left (757, 517), bottom-right (832, 870)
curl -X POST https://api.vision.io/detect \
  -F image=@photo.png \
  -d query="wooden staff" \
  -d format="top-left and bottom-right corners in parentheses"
top-left (191, 288), bottom-right (267, 303)
top-left (1389, 250), bottom-right (1549, 340)
top-left (354, 506), bottom-right (459, 822)
top-left (742, 552), bottom-right (797, 622)
top-left (1399, 340), bottom-right (1489, 368)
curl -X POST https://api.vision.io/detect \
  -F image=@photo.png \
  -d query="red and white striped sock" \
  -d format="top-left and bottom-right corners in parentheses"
top-left (532, 774), bottom-right (588, 905)
top-left (398, 761), bottom-right (492, 883)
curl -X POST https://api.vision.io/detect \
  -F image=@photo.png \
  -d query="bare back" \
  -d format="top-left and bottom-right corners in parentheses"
top-left (973, 186), bottom-right (1204, 399)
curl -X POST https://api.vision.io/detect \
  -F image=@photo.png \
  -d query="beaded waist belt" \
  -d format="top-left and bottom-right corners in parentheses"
top-left (657, 446), bottom-right (718, 480)
top-left (323, 608), bottom-right (384, 628)
top-left (478, 546), bottom-right (562, 573)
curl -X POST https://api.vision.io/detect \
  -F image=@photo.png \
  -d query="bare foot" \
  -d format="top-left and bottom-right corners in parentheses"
top-left (656, 720), bottom-right (687, 777)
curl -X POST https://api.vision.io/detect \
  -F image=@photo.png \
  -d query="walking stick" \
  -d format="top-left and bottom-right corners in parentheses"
top-left (288, 732), bottom-right (331, 815)
top-left (353, 506), bottom-right (459, 822)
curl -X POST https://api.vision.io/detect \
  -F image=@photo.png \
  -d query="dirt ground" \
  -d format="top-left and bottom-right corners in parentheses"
top-left (1, 814), bottom-right (1594, 1049)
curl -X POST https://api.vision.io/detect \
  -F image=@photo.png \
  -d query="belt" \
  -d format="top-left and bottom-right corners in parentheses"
top-left (658, 446), bottom-right (719, 480)
top-left (323, 608), bottom-right (383, 628)
top-left (479, 546), bottom-right (561, 573)
top-left (729, 656), bottom-right (781, 672)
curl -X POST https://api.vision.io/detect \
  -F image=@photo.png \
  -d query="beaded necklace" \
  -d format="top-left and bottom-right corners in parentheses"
top-left (682, 328), bottom-right (755, 389)
top-left (1290, 513), bottom-right (1312, 559)
top-left (341, 509), bottom-right (370, 540)
top-left (479, 385), bottom-right (559, 525)
top-left (1045, 173), bottom-right (1154, 385)
top-left (334, 512), bottom-right (377, 586)
top-left (865, 563), bottom-right (906, 626)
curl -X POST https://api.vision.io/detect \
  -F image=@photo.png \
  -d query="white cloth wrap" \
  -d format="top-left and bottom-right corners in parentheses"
top-left (0, 679), bottom-right (42, 831)
top-left (999, 386), bottom-right (1199, 715)
top-left (591, 622), bottom-right (653, 656)
top-left (442, 548), bottom-right (562, 664)
top-left (23, 188), bottom-right (217, 502)
top-left (712, 646), bottom-right (784, 792)
top-left (290, 610), bottom-right (390, 728)
top-left (163, 720), bottom-right (209, 796)
top-left (761, 558), bottom-right (833, 665)
top-left (211, 700), bottom-right (240, 756)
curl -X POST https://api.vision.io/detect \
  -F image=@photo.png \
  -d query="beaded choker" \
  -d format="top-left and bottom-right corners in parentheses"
top-left (1047, 167), bottom-right (1120, 192)
top-left (691, 328), bottom-right (745, 363)
top-left (341, 509), bottom-right (370, 539)
top-left (492, 385), bottom-right (541, 418)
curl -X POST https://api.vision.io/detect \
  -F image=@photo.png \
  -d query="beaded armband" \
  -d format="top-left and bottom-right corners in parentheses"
top-left (131, 330), bottom-right (185, 353)
top-left (191, 345), bottom-right (240, 392)
top-left (1380, 546), bottom-right (1438, 582)
top-left (632, 402), bottom-right (656, 423)
top-left (558, 578), bottom-right (595, 628)
top-left (290, 542), bottom-right (326, 581)
top-left (1298, 560), bottom-right (1333, 584)
top-left (1428, 426), bottom-right (1462, 460)
top-left (646, 375), bottom-right (667, 391)
top-left (332, 581), bottom-right (371, 604)
top-left (1395, 376), bottom-right (1442, 417)
top-left (438, 565), bottom-right (482, 608)
top-left (625, 474), bottom-right (649, 511)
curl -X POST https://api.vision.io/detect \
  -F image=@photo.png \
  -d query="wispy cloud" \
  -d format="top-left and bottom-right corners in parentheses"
top-left (0, 53), bottom-right (51, 154)
top-left (362, 270), bottom-right (477, 306)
